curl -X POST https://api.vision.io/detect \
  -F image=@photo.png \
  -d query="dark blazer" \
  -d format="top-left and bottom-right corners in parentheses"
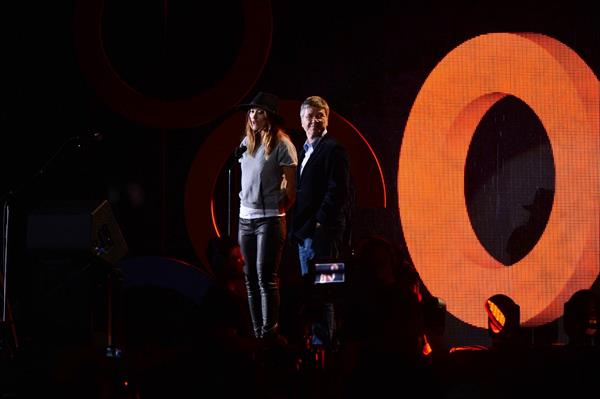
top-left (291, 134), bottom-right (350, 241)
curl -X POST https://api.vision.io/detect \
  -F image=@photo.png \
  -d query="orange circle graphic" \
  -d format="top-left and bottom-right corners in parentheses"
top-left (398, 33), bottom-right (599, 328)
top-left (73, 0), bottom-right (272, 128)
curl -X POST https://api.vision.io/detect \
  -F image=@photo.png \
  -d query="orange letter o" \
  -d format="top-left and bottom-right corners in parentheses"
top-left (398, 33), bottom-right (599, 328)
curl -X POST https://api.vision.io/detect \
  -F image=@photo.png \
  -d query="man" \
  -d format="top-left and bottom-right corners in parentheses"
top-left (292, 95), bottom-right (351, 349)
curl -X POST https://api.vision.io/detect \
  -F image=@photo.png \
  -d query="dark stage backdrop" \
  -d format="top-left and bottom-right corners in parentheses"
top-left (0, 0), bottom-right (598, 350)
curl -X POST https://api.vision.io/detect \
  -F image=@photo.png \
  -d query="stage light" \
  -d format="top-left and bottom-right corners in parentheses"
top-left (485, 294), bottom-right (521, 347)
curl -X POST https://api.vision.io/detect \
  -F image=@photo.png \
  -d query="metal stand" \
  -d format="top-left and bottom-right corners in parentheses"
top-left (227, 166), bottom-right (232, 237)
top-left (227, 147), bottom-right (243, 238)
top-left (2, 200), bottom-right (9, 325)
top-left (103, 267), bottom-right (122, 359)
top-left (1, 198), bottom-right (18, 359)
top-left (0, 133), bottom-right (102, 360)
top-left (1, 133), bottom-right (80, 329)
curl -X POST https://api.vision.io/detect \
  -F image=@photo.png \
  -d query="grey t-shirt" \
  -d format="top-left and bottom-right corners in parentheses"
top-left (239, 135), bottom-right (297, 215)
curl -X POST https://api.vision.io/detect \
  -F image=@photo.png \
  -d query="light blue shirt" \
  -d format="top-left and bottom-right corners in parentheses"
top-left (300, 131), bottom-right (327, 175)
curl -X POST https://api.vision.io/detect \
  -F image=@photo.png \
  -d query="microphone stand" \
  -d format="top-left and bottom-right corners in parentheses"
top-left (227, 151), bottom-right (238, 238)
top-left (228, 165), bottom-right (232, 237)
top-left (227, 146), bottom-right (245, 238)
top-left (0, 133), bottom-right (93, 359)
top-left (1, 198), bottom-right (18, 360)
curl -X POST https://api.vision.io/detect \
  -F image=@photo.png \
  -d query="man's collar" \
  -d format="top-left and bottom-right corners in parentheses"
top-left (304, 130), bottom-right (327, 148)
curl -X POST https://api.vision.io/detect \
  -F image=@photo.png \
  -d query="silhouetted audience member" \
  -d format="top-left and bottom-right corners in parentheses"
top-left (557, 288), bottom-right (600, 397)
top-left (564, 288), bottom-right (600, 347)
top-left (199, 236), bottom-right (263, 396)
top-left (202, 236), bottom-right (299, 399)
top-left (203, 236), bottom-right (255, 345)
top-left (340, 236), bottom-right (433, 398)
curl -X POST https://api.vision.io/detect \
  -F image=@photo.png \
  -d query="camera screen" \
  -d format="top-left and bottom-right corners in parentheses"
top-left (313, 262), bottom-right (345, 284)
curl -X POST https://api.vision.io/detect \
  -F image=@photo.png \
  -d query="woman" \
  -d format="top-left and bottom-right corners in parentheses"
top-left (237, 92), bottom-right (297, 342)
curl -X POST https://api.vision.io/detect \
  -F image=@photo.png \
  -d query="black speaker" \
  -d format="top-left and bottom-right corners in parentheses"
top-left (26, 199), bottom-right (128, 265)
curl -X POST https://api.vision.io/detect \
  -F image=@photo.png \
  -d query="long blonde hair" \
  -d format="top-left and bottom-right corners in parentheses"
top-left (244, 113), bottom-right (288, 158)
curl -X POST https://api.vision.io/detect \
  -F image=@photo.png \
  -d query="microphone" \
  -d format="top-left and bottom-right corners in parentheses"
top-left (76, 131), bottom-right (104, 143)
top-left (74, 131), bottom-right (104, 149)
top-left (33, 131), bottom-right (105, 180)
top-left (234, 145), bottom-right (247, 160)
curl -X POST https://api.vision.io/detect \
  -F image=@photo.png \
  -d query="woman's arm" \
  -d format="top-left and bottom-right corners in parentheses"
top-left (280, 165), bottom-right (297, 212)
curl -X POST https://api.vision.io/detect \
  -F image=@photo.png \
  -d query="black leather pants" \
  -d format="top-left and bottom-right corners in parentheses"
top-left (238, 216), bottom-right (285, 338)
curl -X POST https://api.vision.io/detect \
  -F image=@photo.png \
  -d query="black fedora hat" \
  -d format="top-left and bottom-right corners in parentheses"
top-left (238, 92), bottom-right (284, 124)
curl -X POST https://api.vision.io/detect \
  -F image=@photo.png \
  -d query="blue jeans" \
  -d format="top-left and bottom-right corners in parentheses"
top-left (298, 226), bottom-right (343, 276)
top-left (238, 216), bottom-right (285, 338)
top-left (298, 237), bottom-right (315, 276)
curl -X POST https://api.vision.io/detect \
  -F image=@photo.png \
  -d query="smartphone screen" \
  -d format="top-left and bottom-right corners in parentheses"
top-left (313, 262), bottom-right (345, 284)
